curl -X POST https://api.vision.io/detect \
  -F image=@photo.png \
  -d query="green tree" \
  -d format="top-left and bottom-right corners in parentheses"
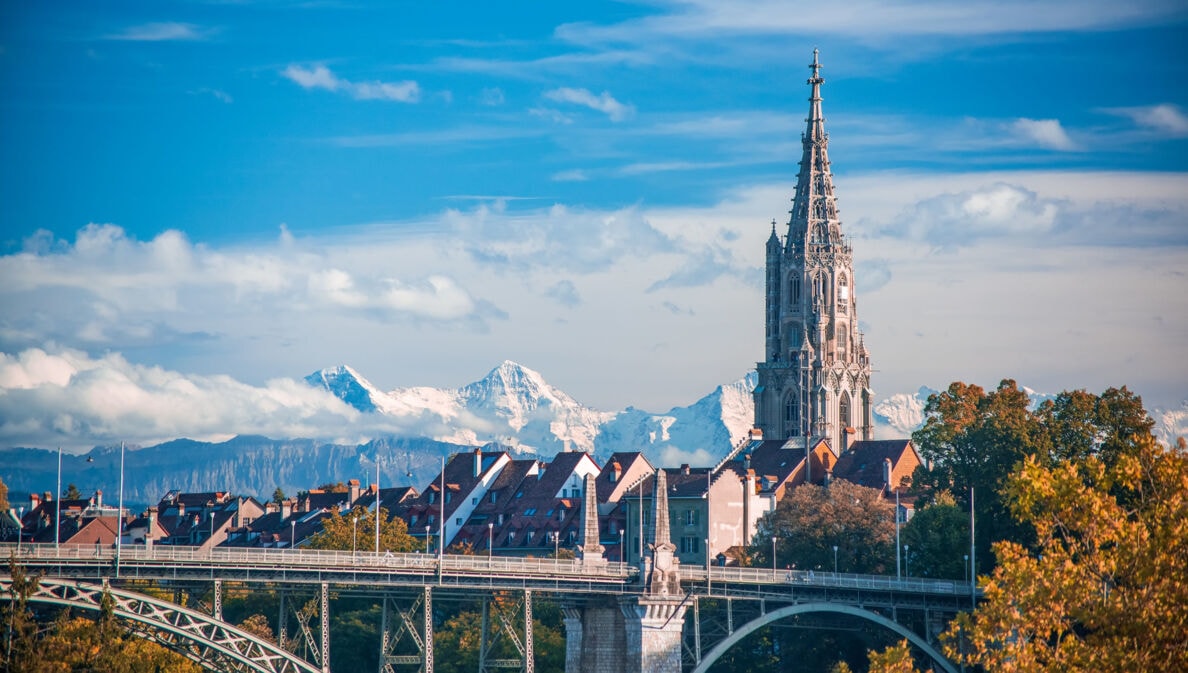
top-left (63, 483), bottom-right (82, 500)
top-left (308, 506), bottom-right (418, 553)
top-left (754, 479), bottom-right (893, 574)
top-left (271, 487), bottom-right (286, 505)
top-left (3, 557), bottom-right (41, 671)
top-left (899, 492), bottom-right (968, 579)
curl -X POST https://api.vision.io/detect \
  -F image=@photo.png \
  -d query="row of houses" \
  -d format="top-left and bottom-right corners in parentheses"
top-left (4, 432), bottom-right (921, 567)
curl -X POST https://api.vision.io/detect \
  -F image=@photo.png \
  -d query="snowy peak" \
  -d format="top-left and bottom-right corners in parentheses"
top-left (304, 365), bottom-right (387, 413)
top-left (459, 360), bottom-right (582, 428)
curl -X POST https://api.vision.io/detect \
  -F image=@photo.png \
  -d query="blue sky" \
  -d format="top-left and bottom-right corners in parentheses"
top-left (2, 1), bottom-right (1187, 450)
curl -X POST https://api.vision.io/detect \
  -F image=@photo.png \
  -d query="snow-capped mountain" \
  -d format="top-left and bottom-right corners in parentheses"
top-left (304, 361), bottom-right (754, 464)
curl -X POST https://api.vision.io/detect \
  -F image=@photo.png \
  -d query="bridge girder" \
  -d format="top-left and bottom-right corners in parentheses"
top-left (688, 601), bottom-right (958, 673)
top-left (0, 577), bottom-right (321, 673)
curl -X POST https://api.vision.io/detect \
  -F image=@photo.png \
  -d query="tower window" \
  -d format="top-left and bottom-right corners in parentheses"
top-left (838, 274), bottom-right (849, 302)
top-left (839, 392), bottom-right (851, 429)
top-left (788, 277), bottom-right (800, 306)
top-left (838, 326), bottom-right (848, 357)
top-left (784, 394), bottom-right (801, 436)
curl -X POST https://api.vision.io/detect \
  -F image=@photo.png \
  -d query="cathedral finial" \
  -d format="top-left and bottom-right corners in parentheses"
top-left (807, 49), bottom-right (824, 125)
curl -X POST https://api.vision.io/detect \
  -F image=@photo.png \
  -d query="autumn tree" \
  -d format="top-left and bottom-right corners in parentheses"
top-left (754, 479), bottom-right (894, 574)
top-left (947, 434), bottom-right (1188, 672)
top-left (911, 380), bottom-right (1040, 571)
top-left (308, 506), bottom-right (418, 553)
top-left (0, 475), bottom-right (8, 511)
top-left (63, 483), bottom-right (82, 500)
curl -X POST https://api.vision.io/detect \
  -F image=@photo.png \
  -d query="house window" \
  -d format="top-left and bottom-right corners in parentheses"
top-left (428, 492), bottom-right (436, 504)
top-left (515, 490), bottom-right (523, 499)
top-left (427, 515), bottom-right (435, 525)
top-left (684, 509), bottom-right (699, 526)
top-left (680, 537), bottom-right (701, 554)
top-left (489, 492), bottom-right (498, 504)
top-left (455, 518), bottom-right (462, 526)
top-left (526, 531), bottom-right (535, 543)
top-left (410, 514), bottom-right (418, 526)
top-left (445, 492), bottom-right (452, 504)
top-left (472, 497), bottom-right (478, 505)
top-left (525, 508), bottom-right (537, 516)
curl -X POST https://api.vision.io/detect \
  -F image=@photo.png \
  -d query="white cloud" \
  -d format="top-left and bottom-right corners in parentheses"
top-left (551, 169), bottom-right (589, 182)
top-left (1, 169), bottom-right (1185, 451)
top-left (543, 87), bottom-right (634, 121)
top-left (104, 22), bottom-right (210, 41)
top-left (282, 64), bottom-right (421, 103)
top-left (1010, 118), bottom-right (1078, 151)
top-left (1101, 103), bottom-right (1188, 137)
top-left (479, 87), bottom-right (505, 106)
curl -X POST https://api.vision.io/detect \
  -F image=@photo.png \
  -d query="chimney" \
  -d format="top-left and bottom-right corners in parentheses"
top-left (146, 507), bottom-right (157, 551)
top-left (844, 426), bottom-right (856, 452)
top-left (281, 498), bottom-right (292, 519)
top-left (95, 490), bottom-right (103, 508)
top-left (681, 464), bottom-right (691, 475)
top-left (883, 458), bottom-right (893, 493)
top-left (348, 479), bottom-right (361, 505)
top-left (177, 500), bottom-right (185, 518)
top-left (743, 453), bottom-right (752, 471)
top-left (611, 461), bottom-right (622, 483)
top-left (29, 493), bottom-right (40, 511)
top-left (473, 447), bottom-right (483, 478)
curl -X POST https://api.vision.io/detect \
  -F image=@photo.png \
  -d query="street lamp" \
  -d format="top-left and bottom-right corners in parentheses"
top-left (291, 520), bottom-right (296, 550)
top-left (16, 506), bottom-right (23, 556)
top-left (352, 515), bottom-right (359, 562)
top-left (964, 554), bottom-right (969, 585)
top-left (904, 544), bottom-right (910, 577)
top-left (895, 489), bottom-right (901, 580)
top-left (619, 529), bottom-right (625, 563)
top-left (553, 531), bottom-right (560, 559)
top-left (771, 536), bottom-right (778, 574)
top-left (209, 512), bottom-right (215, 547)
top-left (424, 525), bottom-right (430, 554)
top-left (488, 523), bottom-right (494, 564)
top-left (55, 446), bottom-right (62, 554)
top-left (116, 441), bottom-right (125, 577)
top-left (833, 545), bottom-right (839, 577)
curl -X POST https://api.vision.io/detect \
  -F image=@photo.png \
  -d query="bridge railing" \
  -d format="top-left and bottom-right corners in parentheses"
top-left (685, 565), bottom-right (973, 596)
top-left (0, 542), bottom-right (635, 581)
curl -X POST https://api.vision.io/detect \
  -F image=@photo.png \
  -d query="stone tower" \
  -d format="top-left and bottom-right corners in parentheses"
top-left (754, 50), bottom-right (873, 452)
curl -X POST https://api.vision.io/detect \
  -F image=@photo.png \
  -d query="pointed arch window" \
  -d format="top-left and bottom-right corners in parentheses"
top-left (839, 392), bottom-right (851, 429)
top-left (788, 276), bottom-right (801, 308)
top-left (837, 325), bottom-right (848, 357)
top-left (837, 274), bottom-right (849, 313)
top-left (784, 394), bottom-right (801, 436)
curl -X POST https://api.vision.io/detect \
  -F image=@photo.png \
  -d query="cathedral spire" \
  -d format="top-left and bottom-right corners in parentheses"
top-left (788, 48), bottom-right (842, 249)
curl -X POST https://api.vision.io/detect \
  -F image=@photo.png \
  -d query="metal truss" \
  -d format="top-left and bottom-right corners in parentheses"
top-left (0, 577), bottom-right (320, 673)
top-left (478, 589), bottom-right (534, 673)
top-left (378, 586), bottom-right (434, 673)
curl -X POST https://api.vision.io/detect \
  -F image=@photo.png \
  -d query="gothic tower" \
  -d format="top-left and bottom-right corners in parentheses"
top-left (754, 50), bottom-right (873, 452)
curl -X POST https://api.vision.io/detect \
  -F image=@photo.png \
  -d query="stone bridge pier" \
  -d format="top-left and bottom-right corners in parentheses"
top-left (565, 469), bottom-right (689, 673)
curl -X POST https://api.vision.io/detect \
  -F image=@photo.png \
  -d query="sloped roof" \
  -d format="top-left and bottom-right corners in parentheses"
top-left (833, 439), bottom-right (917, 490)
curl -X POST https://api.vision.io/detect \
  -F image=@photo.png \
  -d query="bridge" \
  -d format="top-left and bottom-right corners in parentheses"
top-left (2, 542), bottom-right (975, 673)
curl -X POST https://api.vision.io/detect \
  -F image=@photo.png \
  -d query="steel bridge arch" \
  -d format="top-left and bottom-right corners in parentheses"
top-left (0, 577), bottom-right (320, 673)
top-left (690, 602), bottom-right (958, 673)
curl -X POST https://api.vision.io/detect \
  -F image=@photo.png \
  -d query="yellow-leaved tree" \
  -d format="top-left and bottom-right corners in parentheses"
top-left (869, 435), bottom-right (1188, 673)
top-left (308, 506), bottom-right (419, 553)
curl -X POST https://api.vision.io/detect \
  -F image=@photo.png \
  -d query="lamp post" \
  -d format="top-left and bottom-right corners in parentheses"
top-left (16, 507), bottom-right (23, 556)
top-left (553, 531), bottom-right (559, 559)
top-left (424, 525), bottom-right (430, 554)
top-left (904, 544), bottom-right (910, 578)
top-left (619, 529), bottom-right (625, 563)
top-left (209, 511), bottom-right (215, 547)
top-left (964, 554), bottom-right (969, 585)
top-left (771, 536), bottom-right (778, 574)
top-left (116, 441), bottom-right (125, 577)
top-left (895, 489), bottom-right (901, 580)
top-left (488, 523), bottom-right (494, 565)
top-left (352, 515), bottom-right (358, 562)
top-left (291, 520), bottom-right (296, 550)
top-left (705, 537), bottom-right (712, 593)
top-left (55, 446), bottom-right (62, 555)
top-left (833, 545), bottom-right (839, 577)
top-left (375, 453), bottom-right (381, 554)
